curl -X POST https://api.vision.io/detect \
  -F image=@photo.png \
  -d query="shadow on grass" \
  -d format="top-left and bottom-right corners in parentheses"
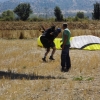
top-left (0, 71), bottom-right (66, 80)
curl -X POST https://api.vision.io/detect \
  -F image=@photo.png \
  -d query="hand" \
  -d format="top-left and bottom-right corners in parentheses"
top-left (62, 45), bottom-right (64, 50)
top-left (60, 44), bottom-right (63, 48)
top-left (60, 40), bottom-right (62, 43)
top-left (60, 44), bottom-right (64, 49)
top-left (61, 43), bottom-right (65, 50)
top-left (50, 32), bottom-right (53, 35)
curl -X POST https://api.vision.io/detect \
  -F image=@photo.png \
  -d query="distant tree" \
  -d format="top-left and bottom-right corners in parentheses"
top-left (92, 2), bottom-right (100, 20)
top-left (73, 16), bottom-right (79, 21)
top-left (76, 12), bottom-right (84, 19)
top-left (14, 3), bottom-right (32, 21)
top-left (1, 10), bottom-right (15, 21)
top-left (54, 6), bottom-right (63, 21)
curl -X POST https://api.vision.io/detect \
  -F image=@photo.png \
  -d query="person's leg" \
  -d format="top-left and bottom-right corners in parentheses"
top-left (49, 42), bottom-right (56, 60)
top-left (61, 46), bottom-right (66, 71)
top-left (49, 47), bottom-right (56, 60)
top-left (66, 53), bottom-right (71, 71)
top-left (61, 53), bottom-right (66, 71)
top-left (61, 45), bottom-right (71, 72)
top-left (44, 48), bottom-right (50, 58)
top-left (40, 36), bottom-right (50, 62)
top-left (65, 45), bottom-right (71, 71)
top-left (42, 48), bottom-right (50, 62)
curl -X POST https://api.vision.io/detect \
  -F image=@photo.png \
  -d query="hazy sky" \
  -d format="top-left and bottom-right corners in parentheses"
top-left (0, 0), bottom-right (8, 2)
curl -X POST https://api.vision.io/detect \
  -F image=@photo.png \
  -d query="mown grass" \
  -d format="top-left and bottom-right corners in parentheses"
top-left (0, 39), bottom-right (100, 100)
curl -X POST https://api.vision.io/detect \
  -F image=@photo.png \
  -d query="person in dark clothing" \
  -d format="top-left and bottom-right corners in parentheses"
top-left (61, 23), bottom-right (71, 72)
top-left (40, 26), bottom-right (61, 62)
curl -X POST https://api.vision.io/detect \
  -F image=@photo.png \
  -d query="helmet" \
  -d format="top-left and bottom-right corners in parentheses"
top-left (51, 25), bottom-right (55, 31)
top-left (53, 28), bottom-right (61, 37)
top-left (57, 28), bottom-right (61, 33)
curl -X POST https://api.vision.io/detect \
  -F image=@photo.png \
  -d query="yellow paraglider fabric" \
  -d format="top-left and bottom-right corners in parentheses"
top-left (37, 35), bottom-right (43, 47)
top-left (83, 44), bottom-right (100, 50)
top-left (37, 35), bottom-right (100, 50)
top-left (37, 35), bottom-right (73, 50)
top-left (54, 37), bottom-right (73, 49)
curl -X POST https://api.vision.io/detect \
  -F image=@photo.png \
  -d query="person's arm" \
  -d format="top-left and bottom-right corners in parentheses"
top-left (41, 25), bottom-right (46, 31)
top-left (62, 33), bottom-right (68, 50)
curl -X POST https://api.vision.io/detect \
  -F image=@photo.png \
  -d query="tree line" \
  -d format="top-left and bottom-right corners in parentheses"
top-left (0, 2), bottom-right (100, 21)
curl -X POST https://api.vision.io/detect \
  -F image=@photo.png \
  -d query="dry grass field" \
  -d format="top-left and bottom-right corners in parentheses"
top-left (0, 21), bottom-right (100, 39)
top-left (0, 39), bottom-right (100, 100)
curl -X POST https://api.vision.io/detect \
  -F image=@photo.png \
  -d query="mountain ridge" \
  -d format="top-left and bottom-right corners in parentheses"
top-left (0, 0), bottom-right (99, 17)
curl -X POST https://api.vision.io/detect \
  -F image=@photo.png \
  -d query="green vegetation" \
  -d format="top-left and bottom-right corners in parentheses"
top-left (73, 76), bottom-right (94, 81)
top-left (76, 12), bottom-right (85, 19)
top-left (0, 10), bottom-right (15, 21)
top-left (73, 76), bottom-right (84, 81)
top-left (92, 2), bottom-right (100, 20)
top-left (54, 6), bottom-right (63, 21)
top-left (13, 3), bottom-right (32, 21)
top-left (0, 2), bottom-right (100, 21)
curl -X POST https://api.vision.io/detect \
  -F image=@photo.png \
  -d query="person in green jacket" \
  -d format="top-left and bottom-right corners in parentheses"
top-left (61, 23), bottom-right (71, 72)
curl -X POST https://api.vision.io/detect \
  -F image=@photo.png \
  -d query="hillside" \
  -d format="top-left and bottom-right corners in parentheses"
top-left (0, 0), bottom-right (99, 17)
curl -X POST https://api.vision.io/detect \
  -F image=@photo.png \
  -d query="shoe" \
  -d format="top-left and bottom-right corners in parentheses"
top-left (64, 68), bottom-right (69, 72)
top-left (49, 56), bottom-right (55, 60)
top-left (61, 67), bottom-right (69, 72)
top-left (61, 68), bottom-right (65, 72)
top-left (42, 57), bottom-right (46, 62)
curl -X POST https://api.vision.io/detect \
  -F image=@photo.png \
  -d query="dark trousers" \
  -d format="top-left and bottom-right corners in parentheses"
top-left (61, 45), bottom-right (71, 70)
top-left (40, 36), bottom-right (55, 48)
